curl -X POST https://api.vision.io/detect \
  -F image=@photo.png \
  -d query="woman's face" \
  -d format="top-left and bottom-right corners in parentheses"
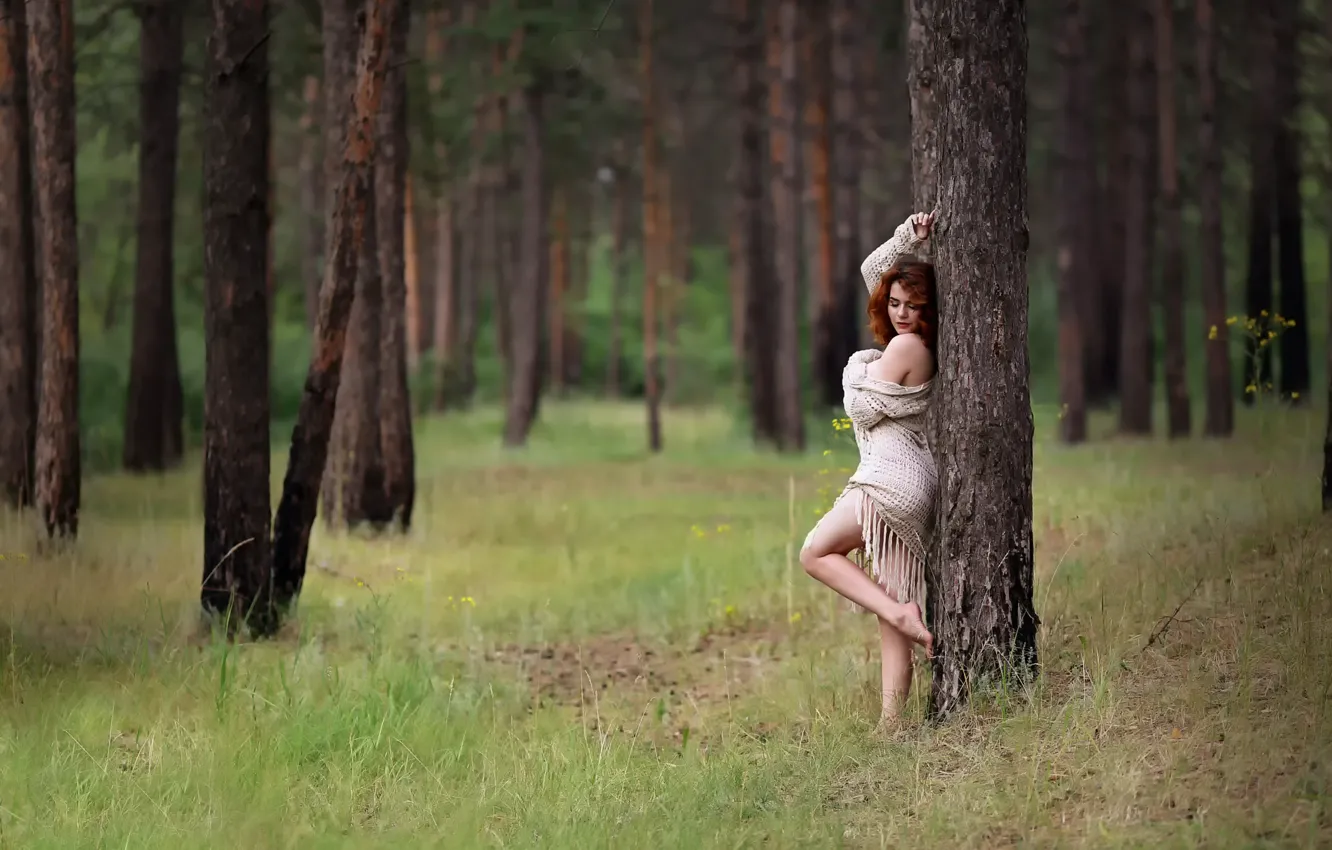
top-left (887, 281), bottom-right (926, 336)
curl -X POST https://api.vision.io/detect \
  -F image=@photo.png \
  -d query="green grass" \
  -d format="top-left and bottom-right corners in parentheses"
top-left (1, 398), bottom-right (1329, 848)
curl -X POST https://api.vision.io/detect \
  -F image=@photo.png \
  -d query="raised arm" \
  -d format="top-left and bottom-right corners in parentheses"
top-left (860, 214), bottom-right (930, 295)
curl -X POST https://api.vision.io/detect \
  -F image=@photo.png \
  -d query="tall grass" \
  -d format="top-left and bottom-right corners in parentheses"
top-left (1, 399), bottom-right (1327, 847)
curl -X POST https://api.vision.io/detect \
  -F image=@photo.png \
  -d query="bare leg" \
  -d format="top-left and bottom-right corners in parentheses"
top-left (878, 612), bottom-right (914, 723)
top-left (800, 496), bottom-right (934, 657)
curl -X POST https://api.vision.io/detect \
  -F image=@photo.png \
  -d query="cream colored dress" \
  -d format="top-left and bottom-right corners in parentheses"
top-left (808, 218), bottom-right (937, 609)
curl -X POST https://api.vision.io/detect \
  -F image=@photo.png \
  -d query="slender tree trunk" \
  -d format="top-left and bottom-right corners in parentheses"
top-left (1196, 0), bottom-right (1232, 437)
top-left (201, 0), bottom-right (271, 631)
top-left (658, 163), bottom-right (676, 402)
top-left (1244, 0), bottom-right (1275, 403)
top-left (404, 173), bottom-right (421, 370)
top-left (735, 0), bottom-right (776, 444)
top-left (1090, 3), bottom-right (1128, 406)
top-left (28, 0), bottom-right (80, 539)
top-left (641, 0), bottom-right (663, 451)
top-left (1118, 0), bottom-right (1155, 435)
top-left (272, 0), bottom-right (397, 616)
top-left (431, 185), bottom-right (456, 409)
top-left (1273, 0), bottom-right (1309, 403)
top-left (0, 0), bottom-right (36, 507)
top-left (804, 2), bottom-right (837, 408)
top-left (1156, 0), bottom-right (1189, 437)
top-left (431, 4), bottom-right (463, 407)
top-left (829, 0), bottom-right (861, 411)
top-left (549, 185), bottom-right (568, 396)
top-left (908, 0), bottom-right (1037, 719)
top-left (1055, 0), bottom-right (1090, 444)
top-left (502, 80), bottom-right (549, 448)
top-left (376, 0), bottom-right (414, 529)
top-left (606, 158), bottom-right (627, 396)
top-left (124, 0), bottom-right (186, 472)
top-left (299, 73), bottom-right (324, 333)
top-left (769, 0), bottom-right (804, 451)
top-left (322, 0), bottom-right (389, 531)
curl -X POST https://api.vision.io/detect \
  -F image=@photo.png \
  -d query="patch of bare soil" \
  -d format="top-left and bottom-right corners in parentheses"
top-left (479, 616), bottom-right (793, 746)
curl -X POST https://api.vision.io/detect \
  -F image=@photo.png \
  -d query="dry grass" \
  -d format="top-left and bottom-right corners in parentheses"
top-left (0, 399), bottom-right (1328, 848)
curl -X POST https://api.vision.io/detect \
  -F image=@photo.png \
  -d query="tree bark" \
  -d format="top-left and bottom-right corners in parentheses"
top-left (908, 0), bottom-right (1037, 720)
top-left (404, 173), bottom-right (421, 369)
top-left (124, 0), bottom-right (186, 472)
top-left (641, 0), bottom-right (663, 451)
top-left (201, 0), bottom-right (271, 631)
top-left (502, 79), bottom-right (549, 448)
top-left (734, 0), bottom-right (776, 445)
top-left (829, 0), bottom-right (861, 412)
top-left (322, 0), bottom-right (389, 531)
top-left (769, 0), bottom-right (804, 452)
top-left (28, 0), bottom-right (80, 539)
top-left (0, 0), bottom-right (36, 507)
top-left (272, 0), bottom-right (397, 616)
top-left (376, 0), bottom-right (414, 529)
top-left (1272, 0), bottom-right (1309, 403)
top-left (1055, 0), bottom-right (1090, 444)
top-left (1117, 0), bottom-right (1156, 435)
top-left (1155, 0), bottom-right (1189, 437)
top-left (1243, 0), bottom-right (1275, 404)
top-left (299, 73), bottom-right (324, 334)
top-left (1196, 0), bottom-right (1232, 437)
top-left (805, 1), bottom-right (839, 409)
top-left (1090, 3), bottom-right (1127, 406)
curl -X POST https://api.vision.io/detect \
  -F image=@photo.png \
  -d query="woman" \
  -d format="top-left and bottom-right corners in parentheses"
top-left (799, 210), bottom-right (938, 727)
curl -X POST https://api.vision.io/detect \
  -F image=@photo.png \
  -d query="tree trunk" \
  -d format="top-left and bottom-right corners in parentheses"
top-left (908, 0), bottom-right (1037, 720)
top-left (28, 0), bottom-right (80, 539)
top-left (0, 0), bottom-right (36, 508)
top-left (431, 185), bottom-right (456, 409)
top-left (1196, 0), bottom-right (1232, 437)
top-left (1272, 0), bottom-right (1309, 404)
top-left (124, 0), bottom-right (186, 473)
top-left (1055, 0), bottom-right (1090, 444)
top-left (201, 0), bottom-right (271, 631)
top-left (502, 80), bottom-right (549, 448)
top-left (376, 0), bottom-right (414, 530)
top-left (735, 0), bottom-right (776, 445)
top-left (641, 0), bottom-right (663, 452)
top-left (769, 0), bottom-right (804, 452)
top-left (322, 0), bottom-right (389, 531)
top-left (549, 186), bottom-right (568, 396)
top-left (805, 2), bottom-right (838, 408)
top-left (1117, 0), bottom-right (1155, 435)
top-left (1243, 0), bottom-right (1275, 404)
top-left (606, 156), bottom-right (627, 397)
top-left (404, 173), bottom-right (421, 370)
top-left (299, 73), bottom-right (324, 334)
top-left (271, 0), bottom-right (397, 616)
top-left (1155, 0), bottom-right (1189, 437)
top-left (829, 0), bottom-right (861, 410)
top-left (1090, 3), bottom-right (1127, 406)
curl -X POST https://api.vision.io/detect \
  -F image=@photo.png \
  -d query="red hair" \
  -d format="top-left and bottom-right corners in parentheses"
top-left (868, 261), bottom-right (937, 352)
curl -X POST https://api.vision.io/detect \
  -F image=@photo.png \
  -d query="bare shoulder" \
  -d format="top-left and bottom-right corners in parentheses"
top-left (869, 334), bottom-right (932, 384)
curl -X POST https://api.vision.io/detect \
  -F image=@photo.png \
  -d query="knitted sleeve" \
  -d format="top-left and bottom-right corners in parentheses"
top-left (860, 218), bottom-right (925, 296)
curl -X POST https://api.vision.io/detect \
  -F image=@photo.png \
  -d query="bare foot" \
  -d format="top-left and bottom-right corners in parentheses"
top-left (890, 602), bottom-right (934, 658)
top-left (874, 711), bottom-right (908, 741)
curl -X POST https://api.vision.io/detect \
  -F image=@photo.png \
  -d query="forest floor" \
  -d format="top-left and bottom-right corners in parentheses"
top-left (1, 399), bottom-right (1329, 848)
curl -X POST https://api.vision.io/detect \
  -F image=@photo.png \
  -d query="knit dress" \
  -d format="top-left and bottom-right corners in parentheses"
top-left (811, 218), bottom-right (937, 610)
